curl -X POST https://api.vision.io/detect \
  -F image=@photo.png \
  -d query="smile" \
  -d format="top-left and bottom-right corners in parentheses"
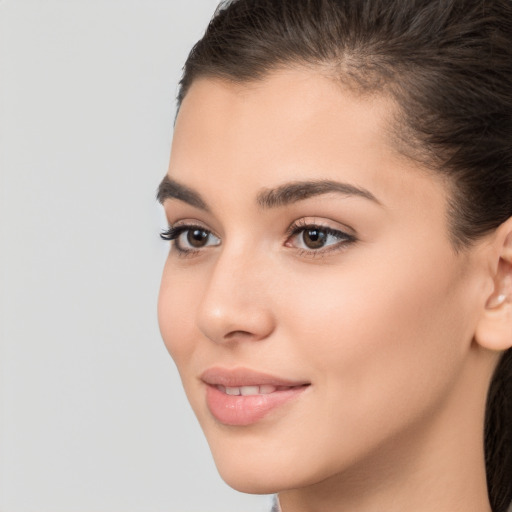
top-left (217, 385), bottom-right (296, 396)
top-left (201, 367), bottom-right (310, 426)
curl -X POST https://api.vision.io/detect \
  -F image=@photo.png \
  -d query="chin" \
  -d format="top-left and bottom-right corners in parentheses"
top-left (215, 459), bottom-right (301, 495)
top-left (205, 437), bottom-right (282, 494)
top-left (221, 473), bottom-right (280, 495)
top-left (201, 429), bottom-right (296, 494)
top-left (205, 431), bottom-right (334, 496)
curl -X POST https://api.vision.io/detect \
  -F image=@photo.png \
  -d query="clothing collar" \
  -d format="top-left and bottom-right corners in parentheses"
top-left (270, 494), bottom-right (282, 512)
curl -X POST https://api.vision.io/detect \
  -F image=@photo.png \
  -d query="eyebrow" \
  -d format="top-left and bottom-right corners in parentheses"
top-left (157, 175), bottom-right (381, 210)
top-left (256, 180), bottom-right (381, 208)
top-left (157, 175), bottom-right (210, 211)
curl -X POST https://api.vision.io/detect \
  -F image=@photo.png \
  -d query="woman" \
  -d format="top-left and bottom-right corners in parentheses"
top-left (157, 1), bottom-right (512, 511)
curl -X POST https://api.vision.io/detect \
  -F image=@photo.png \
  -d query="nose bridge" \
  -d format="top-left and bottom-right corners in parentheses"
top-left (196, 241), bottom-right (275, 344)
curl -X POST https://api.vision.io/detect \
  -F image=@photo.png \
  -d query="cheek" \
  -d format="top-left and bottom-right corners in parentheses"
top-left (157, 262), bottom-right (199, 368)
top-left (275, 246), bottom-right (471, 432)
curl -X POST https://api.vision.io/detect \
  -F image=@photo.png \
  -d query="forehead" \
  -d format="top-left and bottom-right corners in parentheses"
top-left (168, 69), bottom-right (448, 222)
top-left (174, 69), bottom-right (394, 161)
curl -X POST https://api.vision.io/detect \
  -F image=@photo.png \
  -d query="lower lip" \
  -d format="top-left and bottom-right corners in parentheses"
top-left (205, 385), bottom-right (309, 426)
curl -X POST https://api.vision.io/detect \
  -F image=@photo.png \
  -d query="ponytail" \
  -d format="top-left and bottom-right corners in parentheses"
top-left (485, 348), bottom-right (512, 512)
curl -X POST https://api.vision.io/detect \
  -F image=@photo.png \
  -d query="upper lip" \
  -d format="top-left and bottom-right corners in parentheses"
top-left (200, 366), bottom-right (310, 388)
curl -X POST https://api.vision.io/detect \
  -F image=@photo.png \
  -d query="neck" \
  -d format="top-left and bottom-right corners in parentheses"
top-left (278, 350), bottom-right (495, 512)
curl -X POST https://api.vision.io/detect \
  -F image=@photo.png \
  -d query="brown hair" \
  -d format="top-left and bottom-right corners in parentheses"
top-left (176, 1), bottom-right (512, 510)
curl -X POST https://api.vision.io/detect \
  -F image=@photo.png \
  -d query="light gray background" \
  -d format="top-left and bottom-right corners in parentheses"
top-left (0, 1), bottom-right (271, 511)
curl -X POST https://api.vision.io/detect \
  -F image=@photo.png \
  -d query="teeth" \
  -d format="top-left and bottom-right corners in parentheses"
top-left (240, 386), bottom-right (259, 396)
top-left (218, 384), bottom-right (280, 395)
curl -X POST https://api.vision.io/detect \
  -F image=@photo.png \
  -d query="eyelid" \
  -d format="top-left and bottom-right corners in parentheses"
top-left (284, 217), bottom-right (356, 238)
top-left (160, 217), bottom-right (357, 258)
top-left (160, 221), bottom-right (221, 258)
top-left (284, 218), bottom-right (357, 256)
top-left (161, 218), bottom-right (219, 238)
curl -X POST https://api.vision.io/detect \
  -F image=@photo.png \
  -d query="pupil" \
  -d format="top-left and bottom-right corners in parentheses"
top-left (304, 229), bottom-right (326, 249)
top-left (187, 229), bottom-right (208, 248)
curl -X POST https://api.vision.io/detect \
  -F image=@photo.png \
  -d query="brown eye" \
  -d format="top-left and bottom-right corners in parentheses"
top-left (286, 223), bottom-right (356, 254)
top-left (187, 228), bottom-right (210, 248)
top-left (169, 225), bottom-right (221, 254)
top-left (302, 229), bottom-right (327, 249)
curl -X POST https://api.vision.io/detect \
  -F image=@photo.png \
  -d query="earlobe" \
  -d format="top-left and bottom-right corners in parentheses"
top-left (475, 220), bottom-right (512, 352)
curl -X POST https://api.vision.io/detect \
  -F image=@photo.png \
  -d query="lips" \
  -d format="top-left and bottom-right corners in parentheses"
top-left (201, 367), bottom-right (310, 426)
top-left (218, 384), bottom-right (290, 395)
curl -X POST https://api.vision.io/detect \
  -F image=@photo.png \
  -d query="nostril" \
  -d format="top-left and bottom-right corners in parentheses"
top-left (224, 330), bottom-right (256, 340)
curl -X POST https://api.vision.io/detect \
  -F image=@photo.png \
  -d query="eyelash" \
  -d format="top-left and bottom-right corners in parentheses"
top-left (285, 219), bottom-right (356, 257)
top-left (160, 220), bottom-right (357, 258)
top-left (160, 224), bottom-right (219, 258)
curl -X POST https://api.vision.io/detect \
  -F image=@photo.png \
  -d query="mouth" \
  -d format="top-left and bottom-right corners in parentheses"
top-left (215, 384), bottom-right (301, 396)
top-left (201, 367), bottom-right (311, 426)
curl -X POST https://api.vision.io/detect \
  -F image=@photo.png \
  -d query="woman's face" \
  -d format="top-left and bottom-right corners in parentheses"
top-left (158, 69), bottom-right (487, 494)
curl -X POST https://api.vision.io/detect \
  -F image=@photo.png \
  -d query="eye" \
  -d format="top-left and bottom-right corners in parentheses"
top-left (285, 221), bottom-right (356, 254)
top-left (160, 224), bottom-right (221, 255)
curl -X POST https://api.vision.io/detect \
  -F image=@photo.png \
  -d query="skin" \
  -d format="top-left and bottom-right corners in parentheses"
top-left (158, 69), bottom-right (509, 512)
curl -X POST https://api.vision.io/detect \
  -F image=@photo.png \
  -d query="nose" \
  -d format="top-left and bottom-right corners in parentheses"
top-left (196, 247), bottom-right (276, 345)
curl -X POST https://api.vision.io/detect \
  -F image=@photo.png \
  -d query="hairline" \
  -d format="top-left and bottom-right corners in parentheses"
top-left (175, 63), bottom-right (472, 252)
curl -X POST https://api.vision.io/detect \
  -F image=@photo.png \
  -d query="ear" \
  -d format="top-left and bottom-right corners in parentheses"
top-left (474, 217), bottom-right (512, 351)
